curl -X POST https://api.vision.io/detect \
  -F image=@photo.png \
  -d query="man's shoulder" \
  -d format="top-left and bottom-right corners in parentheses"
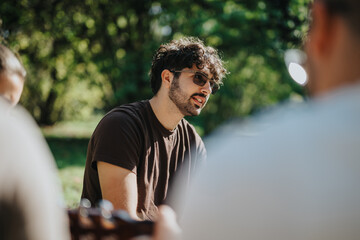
top-left (108, 100), bottom-right (149, 117)
top-left (0, 99), bottom-right (41, 140)
top-left (206, 84), bottom-right (360, 164)
top-left (100, 100), bottom-right (150, 123)
top-left (90, 100), bottom-right (150, 139)
top-left (0, 100), bottom-right (55, 171)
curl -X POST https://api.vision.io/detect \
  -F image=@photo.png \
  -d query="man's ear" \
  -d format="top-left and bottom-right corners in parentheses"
top-left (161, 69), bottom-right (173, 89)
top-left (309, 2), bottom-right (340, 59)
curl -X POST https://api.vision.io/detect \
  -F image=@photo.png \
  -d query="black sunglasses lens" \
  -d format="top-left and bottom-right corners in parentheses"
top-left (193, 72), bottom-right (219, 94)
top-left (193, 73), bottom-right (207, 86)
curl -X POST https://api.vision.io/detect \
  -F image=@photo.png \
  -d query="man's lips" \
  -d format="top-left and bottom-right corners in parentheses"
top-left (191, 94), bottom-right (206, 107)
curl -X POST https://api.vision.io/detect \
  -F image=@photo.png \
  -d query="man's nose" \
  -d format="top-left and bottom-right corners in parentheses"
top-left (201, 81), bottom-right (212, 95)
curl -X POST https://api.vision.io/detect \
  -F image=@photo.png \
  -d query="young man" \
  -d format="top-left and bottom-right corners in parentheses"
top-left (81, 37), bottom-right (227, 220)
top-left (0, 44), bottom-right (26, 107)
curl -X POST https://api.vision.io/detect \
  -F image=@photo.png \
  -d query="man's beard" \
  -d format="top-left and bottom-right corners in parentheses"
top-left (168, 77), bottom-right (206, 116)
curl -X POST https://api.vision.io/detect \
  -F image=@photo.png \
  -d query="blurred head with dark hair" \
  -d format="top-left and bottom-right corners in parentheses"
top-left (305, 0), bottom-right (360, 95)
top-left (0, 44), bottom-right (26, 106)
top-left (320, 0), bottom-right (360, 36)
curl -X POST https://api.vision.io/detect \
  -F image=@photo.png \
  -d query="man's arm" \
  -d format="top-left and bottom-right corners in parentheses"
top-left (97, 161), bottom-right (141, 220)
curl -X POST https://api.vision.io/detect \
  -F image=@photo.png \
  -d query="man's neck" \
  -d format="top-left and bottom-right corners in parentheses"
top-left (149, 94), bottom-right (184, 131)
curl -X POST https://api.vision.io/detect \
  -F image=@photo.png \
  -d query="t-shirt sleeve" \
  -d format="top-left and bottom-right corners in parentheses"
top-left (90, 111), bottom-right (142, 173)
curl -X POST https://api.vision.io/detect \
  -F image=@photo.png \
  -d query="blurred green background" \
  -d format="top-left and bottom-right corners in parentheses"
top-left (1, 0), bottom-right (310, 207)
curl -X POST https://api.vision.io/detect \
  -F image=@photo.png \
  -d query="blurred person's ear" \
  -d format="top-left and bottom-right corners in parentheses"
top-left (309, 1), bottom-right (346, 60)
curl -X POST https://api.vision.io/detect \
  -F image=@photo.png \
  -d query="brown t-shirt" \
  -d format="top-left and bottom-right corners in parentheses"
top-left (81, 100), bottom-right (206, 220)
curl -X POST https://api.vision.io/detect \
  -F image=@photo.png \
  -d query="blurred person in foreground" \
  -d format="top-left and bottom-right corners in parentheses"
top-left (0, 43), bottom-right (26, 108)
top-left (154, 0), bottom-right (360, 239)
top-left (81, 37), bottom-right (227, 220)
top-left (0, 44), bottom-right (70, 240)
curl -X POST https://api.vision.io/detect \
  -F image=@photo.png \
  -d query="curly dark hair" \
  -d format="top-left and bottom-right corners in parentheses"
top-left (149, 37), bottom-right (227, 95)
top-left (318, 0), bottom-right (360, 37)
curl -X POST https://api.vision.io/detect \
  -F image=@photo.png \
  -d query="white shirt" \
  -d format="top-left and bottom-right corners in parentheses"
top-left (179, 84), bottom-right (360, 240)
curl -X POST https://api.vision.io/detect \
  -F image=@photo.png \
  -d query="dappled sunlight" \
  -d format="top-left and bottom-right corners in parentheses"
top-left (288, 62), bottom-right (308, 85)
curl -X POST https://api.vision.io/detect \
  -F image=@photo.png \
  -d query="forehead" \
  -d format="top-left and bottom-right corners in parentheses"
top-left (2, 56), bottom-right (26, 78)
top-left (0, 71), bottom-right (24, 87)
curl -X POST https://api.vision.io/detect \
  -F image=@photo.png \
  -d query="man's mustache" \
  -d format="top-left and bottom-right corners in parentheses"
top-left (191, 93), bottom-right (207, 98)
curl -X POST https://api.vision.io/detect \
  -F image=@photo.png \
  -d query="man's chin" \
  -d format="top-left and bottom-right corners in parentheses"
top-left (181, 103), bottom-right (202, 116)
top-left (188, 108), bottom-right (202, 116)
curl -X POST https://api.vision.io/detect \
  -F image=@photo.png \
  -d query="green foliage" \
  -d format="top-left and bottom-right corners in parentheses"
top-left (168, 0), bottom-right (310, 133)
top-left (1, 0), bottom-right (310, 134)
top-left (46, 137), bottom-right (88, 169)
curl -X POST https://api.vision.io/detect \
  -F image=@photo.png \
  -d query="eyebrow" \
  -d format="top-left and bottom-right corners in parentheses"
top-left (195, 71), bottom-right (213, 81)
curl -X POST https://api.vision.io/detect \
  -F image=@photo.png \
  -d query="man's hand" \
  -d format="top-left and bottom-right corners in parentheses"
top-left (152, 205), bottom-right (182, 240)
top-left (131, 205), bottom-right (181, 240)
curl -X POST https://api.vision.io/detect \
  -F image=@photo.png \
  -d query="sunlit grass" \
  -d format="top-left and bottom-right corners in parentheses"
top-left (46, 137), bottom-right (89, 169)
top-left (42, 119), bottom-right (100, 207)
top-left (42, 116), bottom-right (101, 139)
top-left (46, 136), bottom-right (89, 207)
top-left (58, 166), bottom-right (84, 208)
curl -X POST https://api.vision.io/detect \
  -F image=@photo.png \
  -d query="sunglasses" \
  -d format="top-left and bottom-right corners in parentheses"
top-left (170, 70), bottom-right (219, 94)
